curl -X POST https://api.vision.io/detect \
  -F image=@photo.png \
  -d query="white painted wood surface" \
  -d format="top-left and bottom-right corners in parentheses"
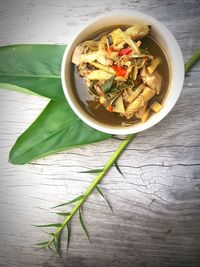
top-left (0, 1), bottom-right (200, 266)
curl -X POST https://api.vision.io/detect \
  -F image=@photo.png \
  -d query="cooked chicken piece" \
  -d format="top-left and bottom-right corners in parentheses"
top-left (125, 25), bottom-right (150, 40)
top-left (140, 67), bottom-right (162, 94)
top-left (72, 44), bottom-right (84, 65)
top-left (80, 52), bottom-right (98, 62)
top-left (72, 40), bottom-right (99, 65)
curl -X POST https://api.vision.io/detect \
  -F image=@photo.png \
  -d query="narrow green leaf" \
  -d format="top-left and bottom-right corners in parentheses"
top-left (0, 45), bottom-right (66, 102)
top-left (52, 195), bottom-right (84, 209)
top-left (66, 221), bottom-right (71, 249)
top-left (34, 223), bottom-right (62, 228)
top-left (79, 168), bottom-right (103, 174)
top-left (79, 209), bottom-right (91, 243)
top-left (56, 212), bottom-right (70, 217)
top-left (102, 76), bottom-right (115, 93)
top-left (96, 185), bottom-right (113, 212)
top-left (53, 231), bottom-right (62, 256)
top-left (35, 241), bottom-right (49, 247)
top-left (9, 101), bottom-right (112, 165)
top-left (114, 161), bottom-right (125, 178)
top-left (112, 136), bottom-right (125, 141)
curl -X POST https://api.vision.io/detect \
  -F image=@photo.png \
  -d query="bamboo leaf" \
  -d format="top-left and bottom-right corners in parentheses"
top-left (79, 168), bottom-right (103, 174)
top-left (53, 231), bottom-right (62, 256)
top-left (79, 209), bottom-right (91, 243)
top-left (34, 223), bottom-right (62, 228)
top-left (35, 241), bottom-right (49, 247)
top-left (96, 185), bottom-right (113, 211)
top-left (66, 221), bottom-right (71, 249)
top-left (9, 101), bottom-right (112, 165)
top-left (112, 136), bottom-right (125, 141)
top-left (114, 161), bottom-right (125, 178)
top-left (56, 212), bottom-right (70, 217)
top-left (0, 45), bottom-right (66, 102)
top-left (52, 195), bottom-right (84, 209)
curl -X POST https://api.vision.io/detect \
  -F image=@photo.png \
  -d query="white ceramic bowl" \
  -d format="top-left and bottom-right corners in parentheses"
top-left (61, 11), bottom-right (184, 135)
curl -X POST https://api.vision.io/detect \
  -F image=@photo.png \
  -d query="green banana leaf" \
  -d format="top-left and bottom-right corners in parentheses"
top-left (0, 44), bottom-right (112, 164)
top-left (10, 100), bottom-right (112, 165)
top-left (0, 45), bottom-right (66, 102)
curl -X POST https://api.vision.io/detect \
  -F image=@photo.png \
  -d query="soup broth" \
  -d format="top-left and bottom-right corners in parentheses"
top-left (72, 26), bottom-right (170, 126)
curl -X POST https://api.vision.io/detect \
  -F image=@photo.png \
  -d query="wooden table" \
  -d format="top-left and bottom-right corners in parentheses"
top-left (0, 1), bottom-right (200, 266)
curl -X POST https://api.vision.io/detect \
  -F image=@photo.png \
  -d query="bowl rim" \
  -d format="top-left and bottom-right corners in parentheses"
top-left (61, 10), bottom-right (185, 135)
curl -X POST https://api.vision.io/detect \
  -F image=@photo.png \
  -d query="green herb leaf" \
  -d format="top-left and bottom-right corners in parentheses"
top-left (9, 101), bottom-right (112, 165)
top-left (56, 212), bottom-right (71, 217)
top-left (52, 195), bottom-right (84, 209)
top-left (114, 161), bottom-right (125, 178)
top-left (35, 241), bottom-right (49, 247)
top-left (79, 168), bottom-right (103, 173)
top-left (79, 209), bottom-right (91, 243)
top-left (0, 45), bottom-right (66, 102)
top-left (53, 231), bottom-right (62, 256)
top-left (34, 223), bottom-right (62, 228)
top-left (66, 221), bottom-right (71, 249)
top-left (102, 76), bottom-right (115, 94)
top-left (96, 185), bottom-right (113, 211)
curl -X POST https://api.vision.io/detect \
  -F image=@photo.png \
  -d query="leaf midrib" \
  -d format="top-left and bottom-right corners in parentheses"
top-left (0, 73), bottom-right (61, 79)
top-left (15, 114), bottom-right (81, 156)
top-left (11, 118), bottom-right (83, 164)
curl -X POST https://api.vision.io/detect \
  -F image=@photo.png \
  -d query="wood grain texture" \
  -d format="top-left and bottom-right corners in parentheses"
top-left (0, 0), bottom-right (200, 266)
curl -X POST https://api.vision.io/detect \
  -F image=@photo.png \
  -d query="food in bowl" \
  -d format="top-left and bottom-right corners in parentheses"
top-left (72, 24), bottom-right (170, 126)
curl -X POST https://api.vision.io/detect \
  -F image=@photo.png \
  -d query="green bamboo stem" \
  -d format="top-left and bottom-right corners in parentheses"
top-left (185, 48), bottom-right (200, 73)
top-left (47, 134), bottom-right (135, 247)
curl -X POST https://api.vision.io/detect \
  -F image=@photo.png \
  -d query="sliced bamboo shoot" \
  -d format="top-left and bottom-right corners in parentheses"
top-left (114, 41), bottom-right (126, 50)
top-left (133, 67), bottom-right (138, 80)
top-left (112, 95), bottom-right (125, 113)
top-left (136, 40), bottom-right (142, 47)
top-left (147, 58), bottom-right (161, 74)
top-left (150, 101), bottom-right (162, 113)
top-left (111, 29), bottom-right (124, 46)
top-left (140, 87), bottom-right (155, 102)
top-left (141, 109), bottom-right (151, 123)
top-left (126, 96), bottom-right (144, 113)
top-left (87, 70), bottom-right (113, 80)
top-left (124, 112), bottom-right (135, 119)
top-left (128, 83), bottom-right (145, 103)
top-left (116, 28), bottom-right (140, 54)
top-left (135, 104), bottom-right (147, 119)
top-left (89, 61), bottom-right (115, 74)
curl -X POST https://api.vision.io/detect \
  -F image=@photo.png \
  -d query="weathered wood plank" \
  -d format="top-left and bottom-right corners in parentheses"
top-left (0, 0), bottom-right (200, 266)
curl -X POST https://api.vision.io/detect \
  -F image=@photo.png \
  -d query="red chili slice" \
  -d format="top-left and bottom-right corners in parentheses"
top-left (112, 65), bottom-right (127, 77)
top-left (118, 48), bottom-right (132, 56)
